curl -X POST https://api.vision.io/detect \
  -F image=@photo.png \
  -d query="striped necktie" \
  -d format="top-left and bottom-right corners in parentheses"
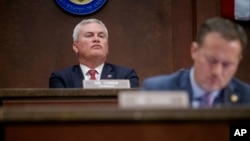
top-left (200, 93), bottom-right (213, 107)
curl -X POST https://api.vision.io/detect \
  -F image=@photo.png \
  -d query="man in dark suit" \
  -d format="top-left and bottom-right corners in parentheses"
top-left (142, 17), bottom-right (250, 107)
top-left (49, 19), bottom-right (139, 88)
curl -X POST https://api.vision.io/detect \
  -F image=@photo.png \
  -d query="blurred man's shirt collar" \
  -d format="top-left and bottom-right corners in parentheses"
top-left (189, 67), bottom-right (219, 107)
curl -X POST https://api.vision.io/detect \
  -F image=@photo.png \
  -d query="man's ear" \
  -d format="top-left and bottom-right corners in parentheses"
top-left (191, 42), bottom-right (199, 60)
top-left (72, 42), bottom-right (78, 53)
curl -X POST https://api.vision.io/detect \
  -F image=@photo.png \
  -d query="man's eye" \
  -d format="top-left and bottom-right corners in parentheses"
top-left (222, 62), bottom-right (230, 68)
top-left (208, 58), bottom-right (217, 64)
top-left (99, 34), bottom-right (105, 38)
top-left (85, 34), bottom-right (92, 37)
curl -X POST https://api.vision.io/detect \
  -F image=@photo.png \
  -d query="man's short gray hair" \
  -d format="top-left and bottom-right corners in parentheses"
top-left (72, 18), bottom-right (108, 42)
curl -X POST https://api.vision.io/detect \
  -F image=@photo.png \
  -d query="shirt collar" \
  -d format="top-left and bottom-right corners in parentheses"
top-left (79, 63), bottom-right (104, 76)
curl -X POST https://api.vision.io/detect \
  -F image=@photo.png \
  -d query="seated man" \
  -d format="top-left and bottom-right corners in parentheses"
top-left (49, 19), bottom-right (139, 88)
top-left (142, 17), bottom-right (250, 107)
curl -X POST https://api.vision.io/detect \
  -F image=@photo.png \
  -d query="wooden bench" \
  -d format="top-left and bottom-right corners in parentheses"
top-left (1, 106), bottom-right (250, 141)
top-left (0, 88), bottom-right (138, 106)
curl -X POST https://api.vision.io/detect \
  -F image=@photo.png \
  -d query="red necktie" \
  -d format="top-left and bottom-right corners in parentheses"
top-left (88, 70), bottom-right (96, 80)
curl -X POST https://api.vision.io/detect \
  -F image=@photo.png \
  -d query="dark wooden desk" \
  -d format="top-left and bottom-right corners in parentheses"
top-left (1, 106), bottom-right (250, 141)
top-left (0, 89), bottom-right (138, 106)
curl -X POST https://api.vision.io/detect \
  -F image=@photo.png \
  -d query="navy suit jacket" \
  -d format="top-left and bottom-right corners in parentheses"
top-left (142, 69), bottom-right (250, 107)
top-left (49, 63), bottom-right (139, 88)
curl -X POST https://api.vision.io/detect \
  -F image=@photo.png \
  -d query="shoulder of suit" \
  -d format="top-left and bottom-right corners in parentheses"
top-left (105, 63), bottom-right (134, 71)
top-left (144, 68), bottom-right (190, 83)
top-left (230, 77), bottom-right (250, 90)
top-left (52, 65), bottom-right (79, 74)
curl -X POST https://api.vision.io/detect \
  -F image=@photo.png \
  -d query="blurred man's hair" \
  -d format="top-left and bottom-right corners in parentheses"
top-left (195, 17), bottom-right (248, 50)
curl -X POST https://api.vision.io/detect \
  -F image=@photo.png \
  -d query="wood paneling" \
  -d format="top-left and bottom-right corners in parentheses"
top-left (0, 0), bottom-right (249, 88)
top-left (235, 21), bottom-right (250, 82)
top-left (0, 0), bottom-right (175, 87)
top-left (172, 0), bottom-right (193, 70)
top-left (5, 122), bottom-right (228, 141)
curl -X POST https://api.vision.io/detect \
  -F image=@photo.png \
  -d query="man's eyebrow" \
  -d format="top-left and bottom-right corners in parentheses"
top-left (98, 32), bottom-right (105, 34)
top-left (84, 32), bottom-right (94, 34)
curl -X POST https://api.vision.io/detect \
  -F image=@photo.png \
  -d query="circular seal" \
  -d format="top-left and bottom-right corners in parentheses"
top-left (55, 0), bottom-right (107, 15)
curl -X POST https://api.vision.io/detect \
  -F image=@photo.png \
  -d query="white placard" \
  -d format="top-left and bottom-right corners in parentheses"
top-left (83, 80), bottom-right (130, 89)
top-left (118, 91), bottom-right (189, 108)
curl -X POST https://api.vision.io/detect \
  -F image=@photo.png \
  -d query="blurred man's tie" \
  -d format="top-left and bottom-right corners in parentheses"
top-left (201, 93), bottom-right (213, 107)
top-left (88, 70), bottom-right (96, 80)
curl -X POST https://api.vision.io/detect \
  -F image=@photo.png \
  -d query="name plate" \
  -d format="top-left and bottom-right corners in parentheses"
top-left (83, 80), bottom-right (130, 89)
top-left (118, 91), bottom-right (189, 108)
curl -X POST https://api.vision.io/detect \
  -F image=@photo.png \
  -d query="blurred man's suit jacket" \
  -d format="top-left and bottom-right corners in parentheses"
top-left (142, 69), bottom-right (250, 107)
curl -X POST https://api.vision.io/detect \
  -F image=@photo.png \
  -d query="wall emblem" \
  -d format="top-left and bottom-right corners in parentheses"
top-left (55, 0), bottom-right (107, 15)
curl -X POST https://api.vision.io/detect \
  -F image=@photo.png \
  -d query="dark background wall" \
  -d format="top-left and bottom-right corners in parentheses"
top-left (0, 0), bottom-right (249, 88)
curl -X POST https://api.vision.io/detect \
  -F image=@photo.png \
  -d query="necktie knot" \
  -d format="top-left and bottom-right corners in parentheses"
top-left (88, 69), bottom-right (96, 80)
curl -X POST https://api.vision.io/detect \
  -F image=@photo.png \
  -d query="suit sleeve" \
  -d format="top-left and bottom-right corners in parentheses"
top-left (126, 69), bottom-right (139, 88)
top-left (49, 73), bottom-right (66, 88)
top-left (141, 78), bottom-right (156, 90)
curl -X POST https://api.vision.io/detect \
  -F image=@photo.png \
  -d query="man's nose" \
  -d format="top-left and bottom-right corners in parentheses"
top-left (93, 35), bottom-right (100, 42)
top-left (212, 63), bottom-right (223, 75)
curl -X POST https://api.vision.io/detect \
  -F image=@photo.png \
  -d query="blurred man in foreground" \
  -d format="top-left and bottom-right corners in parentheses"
top-left (142, 17), bottom-right (250, 107)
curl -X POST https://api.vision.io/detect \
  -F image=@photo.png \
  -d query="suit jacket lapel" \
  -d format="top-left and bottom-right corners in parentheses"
top-left (177, 69), bottom-right (193, 103)
top-left (215, 82), bottom-right (242, 107)
top-left (71, 65), bottom-right (84, 88)
top-left (71, 64), bottom-right (115, 88)
top-left (101, 63), bottom-right (114, 79)
top-left (176, 69), bottom-right (243, 107)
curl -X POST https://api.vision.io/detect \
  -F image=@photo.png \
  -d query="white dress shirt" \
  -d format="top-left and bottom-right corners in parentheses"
top-left (79, 63), bottom-right (104, 80)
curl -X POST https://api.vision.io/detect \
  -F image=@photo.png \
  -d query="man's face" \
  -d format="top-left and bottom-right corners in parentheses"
top-left (73, 22), bottom-right (109, 60)
top-left (191, 32), bottom-right (242, 92)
